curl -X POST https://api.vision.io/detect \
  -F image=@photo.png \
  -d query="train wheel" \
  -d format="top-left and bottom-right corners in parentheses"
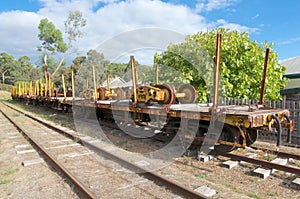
top-left (215, 125), bottom-right (239, 152)
top-left (177, 84), bottom-right (198, 104)
top-left (97, 87), bottom-right (107, 100)
top-left (245, 128), bottom-right (258, 146)
top-left (113, 87), bottom-right (125, 100)
top-left (155, 84), bottom-right (175, 105)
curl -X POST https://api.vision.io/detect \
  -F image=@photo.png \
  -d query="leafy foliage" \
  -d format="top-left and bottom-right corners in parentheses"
top-left (0, 52), bottom-right (33, 85)
top-left (156, 28), bottom-right (287, 101)
top-left (37, 18), bottom-right (67, 53)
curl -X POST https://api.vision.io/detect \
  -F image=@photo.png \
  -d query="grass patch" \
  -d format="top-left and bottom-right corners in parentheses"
top-left (195, 174), bottom-right (205, 179)
top-left (226, 183), bottom-right (242, 193)
top-left (12, 113), bottom-right (20, 117)
top-left (248, 193), bottom-right (262, 199)
top-left (6, 167), bottom-right (19, 175)
top-left (295, 161), bottom-right (300, 167)
top-left (117, 140), bottom-right (127, 146)
top-left (1, 178), bottom-right (11, 184)
top-left (263, 154), bottom-right (275, 161)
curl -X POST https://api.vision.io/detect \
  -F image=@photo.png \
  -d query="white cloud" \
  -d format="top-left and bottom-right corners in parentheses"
top-left (278, 36), bottom-right (300, 45)
top-left (216, 19), bottom-right (259, 34)
top-left (0, 0), bottom-right (257, 65)
top-left (0, 11), bottom-right (42, 62)
top-left (195, 0), bottom-right (239, 12)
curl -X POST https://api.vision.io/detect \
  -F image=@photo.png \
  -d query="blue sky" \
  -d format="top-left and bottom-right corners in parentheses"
top-left (0, 0), bottom-right (299, 65)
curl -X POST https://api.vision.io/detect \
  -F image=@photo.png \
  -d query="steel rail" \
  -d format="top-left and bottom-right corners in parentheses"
top-left (3, 102), bottom-right (208, 199)
top-left (212, 150), bottom-right (300, 175)
top-left (0, 105), bottom-right (96, 199)
top-left (250, 146), bottom-right (300, 161)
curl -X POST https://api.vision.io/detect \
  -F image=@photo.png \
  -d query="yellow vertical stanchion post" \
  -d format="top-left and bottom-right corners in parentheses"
top-left (36, 80), bottom-right (39, 96)
top-left (86, 78), bottom-right (89, 90)
top-left (51, 82), bottom-right (54, 98)
top-left (45, 76), bottom-right (48, 97)
top-left (18, 83), bottom-right (21, 96)
top-left (93, 65), bottom-right (97, 102)
top-left (72, 70), bottom-right (75, 99)
top-left (40, 78), bottom-right (43, 96)
top-left (62, 74), bottom-right (66, 100)
top-left (29, 81), bottom-right (32, 96)
top-left (49, 77), bottom-right (52, 98)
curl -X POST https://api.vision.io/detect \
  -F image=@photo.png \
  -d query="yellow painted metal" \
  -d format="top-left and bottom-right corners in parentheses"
top-left (62, 74), bottom-right (66, 99)
top-left (49, 77), bottom-right (52, 97)
top-left (71, 70), bottom-right (75, 99)
top-left (93, 65), bottom-right (97, 101)
top-left (45, 76), bottom-right (48, 97)
top-left (86, 78), bottom-right (88, 90)
top-left (40, 78), bottom-right (43, 97)
top-left (29, 81), bottom-right (32, 96)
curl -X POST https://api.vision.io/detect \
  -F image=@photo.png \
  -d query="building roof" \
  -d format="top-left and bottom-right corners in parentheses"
top-left (281, 56), bottom-right (300, 74)
top-left (102, 77), bottom-right (126, 88)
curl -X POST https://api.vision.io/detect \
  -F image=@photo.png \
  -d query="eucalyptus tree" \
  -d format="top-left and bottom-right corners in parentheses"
top-left (37, 10), bottom-right (87, 76)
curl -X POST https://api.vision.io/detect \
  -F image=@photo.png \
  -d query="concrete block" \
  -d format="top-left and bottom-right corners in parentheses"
top-left (17, 149), bottom-right (36, 155)
top-left (254, 168), bottom-right (271, 179)
top-left (46, 143), bottom-right (80, 149)
top-left (194, 186), bottom-right (216, 197)
top-left (198, 154), bottom-right (213, 162)
top-left (271, 158), bottom-right (287, 173)
top-left (58, 151), bottom-right (94, 158)
top-left (15, 144), bottom-right (30, 148)
top-left (291, 178), bottom-right (300, 190)
top-left (135, 160), bottom-right (150, 167)
top-left (8, 136), bottom-right (20, 139)
top-left (223, 160), bottom-right (239, 169)
top-left (22, 158), bottom-right (44, 166)
top-left (50, 139), bottom-right (70, 143)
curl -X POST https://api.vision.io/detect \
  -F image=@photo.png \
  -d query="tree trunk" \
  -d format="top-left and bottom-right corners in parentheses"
top-left (2, 71), bottom-right (6, 84)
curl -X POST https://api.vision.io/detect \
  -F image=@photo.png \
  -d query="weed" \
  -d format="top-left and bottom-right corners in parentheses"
top-left (264, 154), bottom-right (275, 161)
top-left (1, 178), bottom-right (11, 184)
top-left (195, 174), bottom-right (205, 179)
top-left (6, 167), bottom-right (19, 175)
top-left (295, 161), bottom-right (300, 167)
top-left (117, 140), bottom-right (127, 146)
top-left (226, 183), bottom-right (242, 193)
top-left (12, 113), bottom-right (20, 117)
top-left (248, 193), bottom-right (262, 199)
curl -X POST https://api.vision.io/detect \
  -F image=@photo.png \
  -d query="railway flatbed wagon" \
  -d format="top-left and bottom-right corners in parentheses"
top-left (10, 33), bottom-right (294, 152)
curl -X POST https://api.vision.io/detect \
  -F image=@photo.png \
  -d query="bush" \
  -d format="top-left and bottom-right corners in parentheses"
top-left (0, 84), bottom-right (12, 92)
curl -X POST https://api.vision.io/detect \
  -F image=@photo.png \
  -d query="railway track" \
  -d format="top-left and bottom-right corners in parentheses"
top-left (0, 102), bottom-right (208, 199)
top-left (212, 149), bottom-right (300, 176)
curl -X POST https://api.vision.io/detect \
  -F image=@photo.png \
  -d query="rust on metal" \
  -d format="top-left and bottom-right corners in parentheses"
top-left (214, 150), bottom-right (300, 175)
top-left (130, 56), bottom-right (137, 106)
top-left (259, 48), bottom-right (270, 104)
top-left (213, 33), bottom-right (222, 111)
top-left (3, 102), bottom-right (208, 199)
top-left (0, 105), bottom-right (96, 199)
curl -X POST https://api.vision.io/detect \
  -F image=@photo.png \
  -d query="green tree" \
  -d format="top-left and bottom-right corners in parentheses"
top-left (9, 56), bottom-right (33, 83)
top-left (75, 49), bottom-right (109, 95)
top-left (0, 52), bottom-right (15, 84)
top-left (156, 28), bottom-right (287, 101)
top-left (37, 10), bottom-right (87, 76)
top-left (38, 18), bottom-right (67, 53)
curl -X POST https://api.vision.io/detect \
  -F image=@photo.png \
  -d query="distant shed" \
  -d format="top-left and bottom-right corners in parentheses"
top-left (280, 57), bottom-right (300, 101)
top-left (281, 73), bottom-right (300, 101)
